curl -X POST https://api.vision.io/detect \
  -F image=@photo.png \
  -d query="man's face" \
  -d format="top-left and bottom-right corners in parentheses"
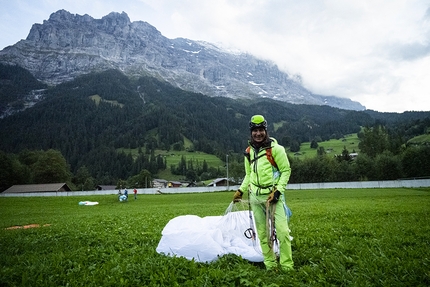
top-left (251, 127), bottom-right (266, 143)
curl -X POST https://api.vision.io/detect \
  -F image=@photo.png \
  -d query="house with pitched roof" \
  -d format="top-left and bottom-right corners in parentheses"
top-left (207, 178), bottom-right (230, 187)
top-left (3, 183), bottom-right (72, 193)
top-left (96, 185), bottom-right (117, 191)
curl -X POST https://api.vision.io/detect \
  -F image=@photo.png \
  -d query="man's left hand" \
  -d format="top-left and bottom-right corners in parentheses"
top-left (267, 189), bottom-right (281, 204)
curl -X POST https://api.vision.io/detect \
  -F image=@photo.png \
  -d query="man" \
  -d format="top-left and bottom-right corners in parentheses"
top-left (233, 115), bottom-right (293, 272)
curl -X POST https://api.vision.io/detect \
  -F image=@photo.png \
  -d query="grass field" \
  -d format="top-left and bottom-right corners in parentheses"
top-left (288, 133), bottom-right (360, 159)
top-left (1, 188), bottom-right (428, 286)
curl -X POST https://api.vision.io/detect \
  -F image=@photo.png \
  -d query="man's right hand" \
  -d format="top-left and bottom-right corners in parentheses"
top-left (233, 190), bottom-right (243, 203)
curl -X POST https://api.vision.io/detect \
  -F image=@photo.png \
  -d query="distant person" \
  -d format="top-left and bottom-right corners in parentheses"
top-left (124, 189), bottom-right (128, 200)
top-left (118, 188), bottom-right (127, 202)
top-left (133, 188), bottom-right (137, 200)
top-left (233, 115), bottom-right (293, 272)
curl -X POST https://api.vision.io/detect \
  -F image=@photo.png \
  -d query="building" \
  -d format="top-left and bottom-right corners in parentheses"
top-left (3, 183), bottom-right (72, 193)
top-left (207, 178), bottom-right (230, 187)
top-left (153, 179), bottom-right (168, 189)
top-left (168, 181), bottom-right (182, 188)
top-left (96, 185), bottom-right (117, 191)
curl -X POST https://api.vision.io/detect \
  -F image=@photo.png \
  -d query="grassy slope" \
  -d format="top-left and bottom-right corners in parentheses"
top-left (0, 188), bottom-right (429, 286)
top-left (408, 133), bottom-right (430, 144)
top-left (118, 148), bottom-right (225, 181)
top-left (288, 133), bottom-right (360, 159)
top-left (121, 130), bottom-right (430, 180)
top-left (119, 135), bottom-right (226, 181)
top-left (120, 134), bottom-right (361, 181)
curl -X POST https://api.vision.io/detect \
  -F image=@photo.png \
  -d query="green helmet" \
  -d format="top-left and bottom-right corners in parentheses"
top-left (249, 115), bottom-right (267, 131)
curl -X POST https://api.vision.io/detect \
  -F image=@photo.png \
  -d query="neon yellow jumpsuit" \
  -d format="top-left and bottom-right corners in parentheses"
top-left (239, 138), bottom-right (293, 271)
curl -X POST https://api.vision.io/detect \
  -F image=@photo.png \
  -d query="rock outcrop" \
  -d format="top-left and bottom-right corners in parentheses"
top-left (0, 10), bottom-right (365, 110)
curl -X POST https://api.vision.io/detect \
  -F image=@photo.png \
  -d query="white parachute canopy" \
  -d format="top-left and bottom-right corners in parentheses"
top-left (156, 202), bottom-right (264, 263)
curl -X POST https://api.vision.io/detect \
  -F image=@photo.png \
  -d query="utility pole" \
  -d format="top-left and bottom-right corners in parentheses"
top-left (226, 154), bottom-right (229, 190)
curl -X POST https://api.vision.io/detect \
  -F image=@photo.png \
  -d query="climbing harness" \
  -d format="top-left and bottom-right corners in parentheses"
top-left (244, 187), bottom-right (257, 241)
top-left (266, 199), bottom-right (278, 252)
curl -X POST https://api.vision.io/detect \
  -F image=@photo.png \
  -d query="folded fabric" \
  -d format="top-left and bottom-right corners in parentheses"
top-left (78, 201), bottom-right (99, 206)
top-left (156, 210), bottom-right (263, 263)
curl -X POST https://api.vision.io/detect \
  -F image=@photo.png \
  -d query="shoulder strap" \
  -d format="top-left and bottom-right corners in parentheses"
top-left (245, 146), bottom-right (278, 169)
top-left (244, 146), bottom-right (251, 163)
top-left (265, 148), bottom-right (278, 170)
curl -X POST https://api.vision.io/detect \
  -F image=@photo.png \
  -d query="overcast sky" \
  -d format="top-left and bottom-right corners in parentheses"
top-left (1, 0), bottom-right (429, 113)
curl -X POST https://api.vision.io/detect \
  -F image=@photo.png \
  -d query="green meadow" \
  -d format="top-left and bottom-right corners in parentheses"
top-left (0, 188), bottom-right (429, 286)
top-left (119, 141), bottom-right (225, 181)
top-left (288, 133), bottom-right (360, 159)
top-left (120, 134), bottom-right (361, 180)
top-left (119, 135), bottom-right (225, 169)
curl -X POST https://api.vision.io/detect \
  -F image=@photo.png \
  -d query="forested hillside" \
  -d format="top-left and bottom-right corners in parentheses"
top-left (0, 63), bottom-right (47, 116)
top-left (0, 65), bottom-right (429, 190)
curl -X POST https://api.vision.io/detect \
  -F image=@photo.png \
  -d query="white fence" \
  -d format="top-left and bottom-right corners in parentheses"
top-left (286, 179), bottom-right (430, 190)
top-left (0, 185), bottom-right (240, 197)
top-left (1, 179), bottom-right (429, 197)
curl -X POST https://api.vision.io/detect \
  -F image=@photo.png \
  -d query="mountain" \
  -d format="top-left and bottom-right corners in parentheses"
top-left (0, 63), bottom-right (47, 118)
top-left (0, 66), bottom-right (429, 185)
top-left (0, 9), bottom-right (365, 111)
top-left (0, 67), bottom-right (372, 155)
top-left (0, 67), bottom-right (372, 172)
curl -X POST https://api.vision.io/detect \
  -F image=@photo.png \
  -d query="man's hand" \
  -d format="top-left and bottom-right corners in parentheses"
top-left (233, 190), bottom-right (243, 203)
top-left (267, 189), bottom-right (281, 204)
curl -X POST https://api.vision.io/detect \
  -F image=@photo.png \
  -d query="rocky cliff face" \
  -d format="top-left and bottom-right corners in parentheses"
top-left (0, 10), bottom-right (365, 110)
